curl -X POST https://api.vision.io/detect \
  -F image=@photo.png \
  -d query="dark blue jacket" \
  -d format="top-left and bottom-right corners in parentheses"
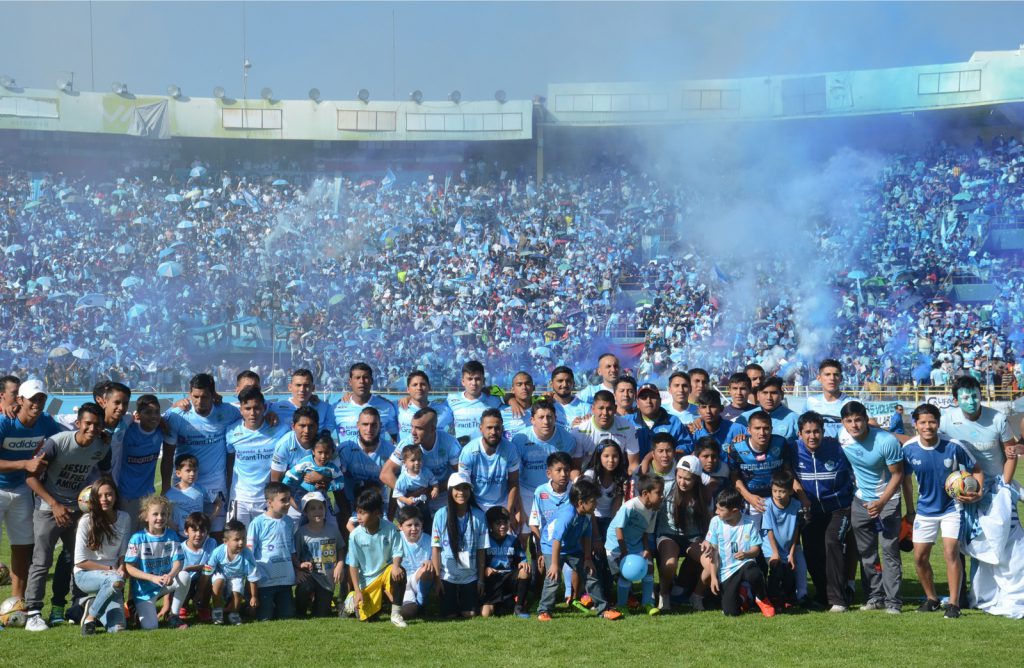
top-left (632, 409), bottom-right (685, 460)
top-left (794, 437), bottom-right (853, 515)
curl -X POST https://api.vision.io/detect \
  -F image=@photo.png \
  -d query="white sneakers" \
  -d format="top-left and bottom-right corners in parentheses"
top-left (390, 609), bottom-right (407, 628)
top-left (829, 604), bottom-right (849, 613)
top-left (25, 614), bottom-right (48, 632)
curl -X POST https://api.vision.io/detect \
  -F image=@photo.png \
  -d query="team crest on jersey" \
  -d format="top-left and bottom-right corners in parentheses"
top-left (539, 492), bottom-right (550, 500)
top-left (943, 458), bottom-right (953, 469)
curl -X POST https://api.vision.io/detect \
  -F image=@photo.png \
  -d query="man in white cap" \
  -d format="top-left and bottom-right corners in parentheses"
top-left (0, 380), bottom-right (62, 608)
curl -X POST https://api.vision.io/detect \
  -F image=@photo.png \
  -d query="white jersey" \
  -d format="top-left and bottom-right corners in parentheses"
top-left (571, 415), bottom-right (639, 464)
top-left (939, 406), bottom-right (1013, 482)
top-left (805, 393), bottom-right (854, 438)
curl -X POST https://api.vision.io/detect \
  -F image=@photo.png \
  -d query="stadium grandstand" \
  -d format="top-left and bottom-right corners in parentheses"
top-left (2, 47), bottom-right (1024, 417)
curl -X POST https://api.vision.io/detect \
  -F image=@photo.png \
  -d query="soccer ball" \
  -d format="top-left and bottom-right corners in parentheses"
top-left (78, 486), bottom-right (92, 513)
top-left (961, 474), bottom-right (981, 496)
top-left (945, 471), bottom-right (974, 500)
top-left (0, 597), bottom-right (27, 627)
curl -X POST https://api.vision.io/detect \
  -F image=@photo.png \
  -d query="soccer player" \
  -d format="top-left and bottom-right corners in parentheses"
top-left (805, 359), bottom-right (854, 438)
top-left (267, 368), bottom-right (336, 435)
top-left (901, 403), bottom-right (981, 619)
top-left (448, 360), bottom-right (502, 445)
top-left (720, 372), bottom-right (756, 421)
top-left (548, 366), bottom-right (589, 430)
top-left (24, 403), bottom-right (111, 631)
top-left (269, 406), bottom-right (320, 486)
top-left (500, 371), bottom-right (535, 438)
top-left (736, 376), bottom-right (800, 442)
top-left (663, 371), bottom-right (698, 424)
top-left (511, 399), bottom-right (575, 529)
top-left (570, 390), bottom-right (640, 475)
top-left (677, 390), bottom-right (748, 455)
top-left (381, 407), bottom-right (460, 515)
top-left (577, 353), bottom-right (621, 405)
top-left (632, 383), bottom-right (685, 460)
top-left (0, 379), bottom-right (62, 602)
top-left (396, 371), bottom-right (453, 442)
top-left (334, 363), bottom-right (399, 443)
top-left (839, 401), bottom-right (904, 614)
top-left (337, 407), bottom-right (395, 514)
top-left (226, 387), bottom-right (288, 528)
top-left (162, 374), bottom-right (241, 538)
top-left (458, 409), bottom-right (520, 514)
top-left (116, 394), bottom-right (165, 532)
top-left (687, 368), bottom-right (710, 405)
top-left (726, 411), bottom-right (797, 529)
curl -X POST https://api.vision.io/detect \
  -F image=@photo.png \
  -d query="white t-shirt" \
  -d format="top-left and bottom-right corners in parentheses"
top-left (571, 415), bottom-right (639, 464)
top-left (939, 406), bottom-right (1012, 482)
top-left (74, 510), bottom-right (131, 572)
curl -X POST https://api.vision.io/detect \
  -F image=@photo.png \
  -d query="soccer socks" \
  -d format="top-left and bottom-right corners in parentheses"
top-left (516, 577), bottom-right (530, 609)
top-left (641, 574), bottom-right (655, 606)
top-left (617, 577), bottom-right (631, 607)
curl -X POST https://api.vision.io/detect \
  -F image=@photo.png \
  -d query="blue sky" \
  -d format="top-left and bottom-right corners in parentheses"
top-left (2, 2), bottom-right (1023, 102)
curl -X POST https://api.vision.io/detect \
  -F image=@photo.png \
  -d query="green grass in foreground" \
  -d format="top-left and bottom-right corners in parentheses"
top-left (3, 467), bottom-right (1023, 666)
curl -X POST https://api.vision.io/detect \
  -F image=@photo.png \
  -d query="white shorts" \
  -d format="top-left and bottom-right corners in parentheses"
top-left (912, 509), bottom-right (961, 544)
top-left (520, 489), bottom-right (535, 535)
top-left (227, 499), bottom-right (266, 530)
top-left (0, 485), bottom-right (35, 545)
top-left (211, 573), bottom-right (246, 594)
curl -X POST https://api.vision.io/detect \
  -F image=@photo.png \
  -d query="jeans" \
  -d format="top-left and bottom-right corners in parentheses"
top-left (538, 554), bottom-right (610, 614)
top-left (257, 585), bottom-right (295, 621)
top-left (73, 570), bottom-right (125, 629)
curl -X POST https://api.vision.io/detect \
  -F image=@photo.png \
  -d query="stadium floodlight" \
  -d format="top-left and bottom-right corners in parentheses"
top-left (167, 84), bottom-right (182, 99)
top-left (409, 90), bottom-right (423, 104)
top-left (308, 88), bottom-right (321, 102)
top-left (112, 82), bottom-right (129, 96)
top-left (56, 78), bottom-right (73, 93)
top-left (494, 89), bottom-right (507, 104)
top-left (357, 88), bottom-right (370, 103)
top-left (260, 87), bottom-right (273, 101)
top-left (213, 86), bottom-right (226, 100)
top-left (448, 90), bottom-right (462, 104)
top-left (0, 75), bottom-right (16, 90)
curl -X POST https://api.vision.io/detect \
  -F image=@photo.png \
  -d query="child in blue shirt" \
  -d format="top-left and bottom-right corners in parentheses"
top-left (394, 444), bottom-right (440, 522)
top-left (527, 452), bottom-right (575, 603)
top-left (166, 454), bottom-right (221, 538)
top-left (431, 472), bottom-right (489, 619)
top-left (763, 470), bottom-right (805, 607)
top-left (246, 482), bottom-right (300, 621)
top-left (283, 434), bottom-right (345, 512)
top-left (124, 494), bottom-right (187, 630)
top-left (701, 488), bottom-right (775, 617)
top-left (395, 505), bottom-right (435, 619)
top-left (344, 488), bottom-right (407, 627)
top-left (206, 519), bottom-right (260, 625)
top-left (538, 478), bottom-right (621, 621)
top-left (901, 403), bottom-right (981, 618)
top-left (482, 505), bottom-right (530, 618)
top-left (605, 473), bottom-right (664, 614)
top-left (174, 511), bottom-right (217, 622)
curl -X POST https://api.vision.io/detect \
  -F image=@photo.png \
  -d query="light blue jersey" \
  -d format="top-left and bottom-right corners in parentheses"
top-left (345, 521), bottom-right (402, 589)
top-left (204, 544), bottom-right (260, 582)
top-left (397, 399), bottom-right (454, 441)
top-left (269, 431), bottom-right (313, 475)
top-left (528, 481), bottom-right (571, 531)
top-left (267, 398), bottom-right (337, 435)
top-left (542, 503), bottom-right (592, 557)
top-left (283, 454), bottom-right (345, 501)
top-left (337, 438), bottom-right (394, 502)
top-left (447, 391), bottom-right (502, 442)
top-left (182, 536), bottom-right (218, 569)
top-left (125, 530), bottom-right (183, 600)
top-left (500, 404), bottom-right (532, 440)
top-left (458, 437), bottom-right (520, 511)
top-left (705, 514), bottom-right (761, 580)
top-left (164, 404), bottom-right (241, 495)
top-left (762, 497), bottom-right (800, 560)
top-left (246, 513), bottom-right (297, 587)
top-left (552, 396), bottom-right (590, 430)
top-left (511, 426), bottom-right (575, 496)
top-left (431, 506), bottom-right (489, 584)
top-left (736, 405), bottom-right (800, 442)
top-left (839, 427), bottom-right (904, 502)
top-left (226, 420), bottom-right (288, 504)
top-left (166, 483), bottom-right (213, 534)
top-left (804, 393), bottom-right (854, 439)
top-left (401, 532), bottom-right (432, 574)
top-left (334, 395), bottom-right (399, 441)
top-left (664, 403), bottom-right (699, 425)
top-left (395, 468), bottom-right (438, 506)
top-left (577, 382), bottom-right (615, 405)
top-left (117, 423), bottom-right (163, 501)
top-left (604, 497), bottom-right (658, 558)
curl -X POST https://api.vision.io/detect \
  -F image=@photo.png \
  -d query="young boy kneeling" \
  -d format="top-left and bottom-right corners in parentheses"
top-left (344, 489), bottom-right (407, 627)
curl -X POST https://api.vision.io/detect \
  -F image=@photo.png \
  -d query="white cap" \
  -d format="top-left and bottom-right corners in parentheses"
top-left (17, 379), bottom-right (47, 400)
top-left (676, 455), bottom-right (702, 475)
top-left (447, 472), bottom-right (471, 488)
top-left (300, 491), bottom-right (327, 509)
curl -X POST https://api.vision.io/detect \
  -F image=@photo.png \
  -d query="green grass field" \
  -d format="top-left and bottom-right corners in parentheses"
top-left (3, 469), bottom-right (1022, 666)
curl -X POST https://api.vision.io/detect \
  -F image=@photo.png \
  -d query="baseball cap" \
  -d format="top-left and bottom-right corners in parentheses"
top-left (637, 383), bottom-right (660, 398)
top-left (17, 379), bottom-right (47, 400)
top-left (448, 472), bottom-right (472, 488)
top-left (300, 491), bottom-right (327, 510)
top-left (676, 455), bottom-right (702, 475)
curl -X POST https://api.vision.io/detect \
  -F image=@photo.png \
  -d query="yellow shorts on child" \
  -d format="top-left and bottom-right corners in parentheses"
top-left (357, 565), bottom-right (394, 621)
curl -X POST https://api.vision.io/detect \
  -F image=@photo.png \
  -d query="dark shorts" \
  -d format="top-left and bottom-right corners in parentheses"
top-left (482, 571), bottom-right (516, 607)
top-left (656, 533), bottom-right (700, 554)
top-left (441, 580), bottom-right (479, 616)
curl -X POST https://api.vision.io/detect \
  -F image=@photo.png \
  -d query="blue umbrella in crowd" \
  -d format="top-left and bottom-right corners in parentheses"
top-left (127, 304), bottom-right (148, 318)
top-left (121, 276), bottom-right (143, 288)
top-left (75, 293), bottom-right (107, 309)
top-left (157, 261), bottom-right (183, 278)
top-left (177, 220), bottom-right (196, 229)
top-left (193, 201), bottom-right (211, 209)
top-left (165, 194), bottom-right (184, 203)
